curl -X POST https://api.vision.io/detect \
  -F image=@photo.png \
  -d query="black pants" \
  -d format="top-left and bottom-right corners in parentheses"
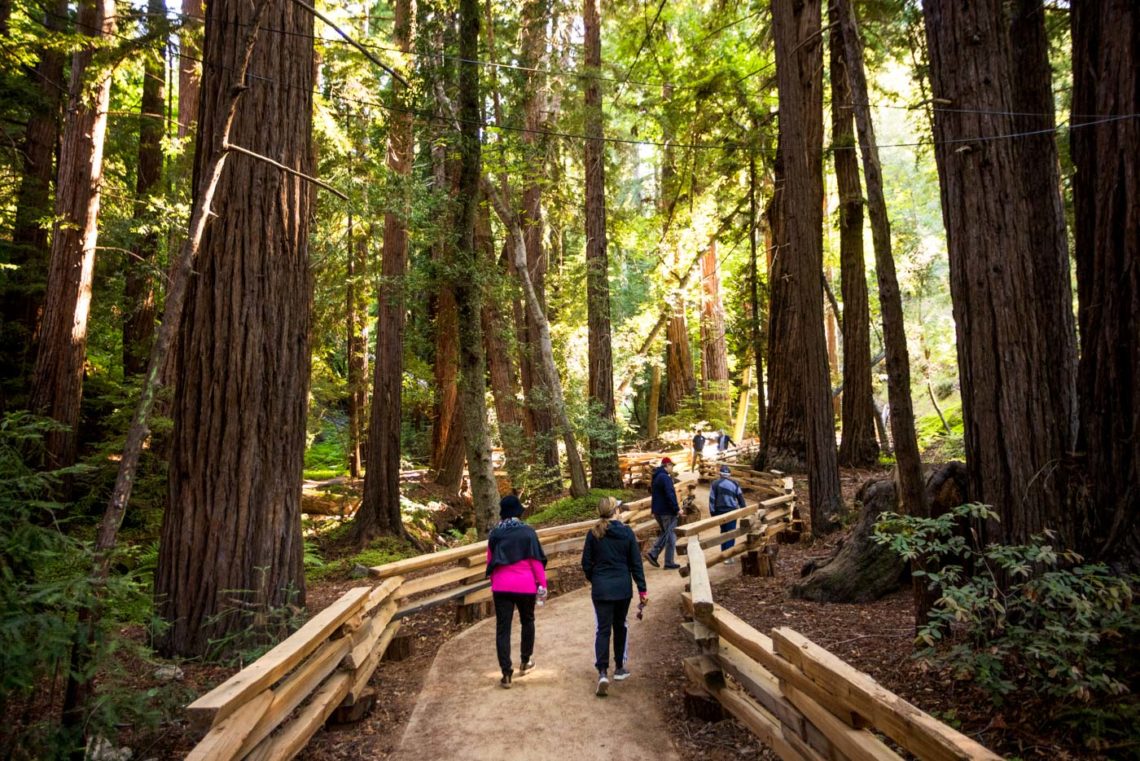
top-left (493, 591), bottom-right (536, 676)
top-left (592, 597), bottom-right (631, 673)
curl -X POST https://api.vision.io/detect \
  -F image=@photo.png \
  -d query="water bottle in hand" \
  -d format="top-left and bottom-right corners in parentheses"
top-left (536, 585), bottom-right (548, 607)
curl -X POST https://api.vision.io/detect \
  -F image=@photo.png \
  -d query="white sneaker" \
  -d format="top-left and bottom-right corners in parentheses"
top-left (596, 672), bottom-right (609, 697)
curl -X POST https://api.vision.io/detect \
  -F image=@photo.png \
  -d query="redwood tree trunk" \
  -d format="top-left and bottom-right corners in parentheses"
top-left (1, 0), bottom-right (68, 397)
top-left (583, 0), bottom-right (621, 488)
top-left (346, 225), bottom-right (366, 479)
top-left (123, 0), bottom-right (167, 378)
top-left (28, 0), bottom-right (117, 467)
top-left (178, 0), bottom-right (203, 140)
top-left (828, 7), bottom-right (878, 468)
top-left (354, 0), bottom-right (414, 541)
top-left (455, 0), bottom-right (501, 532)
top-left (749, 154), bottom-right (767, 443)
top-left (773, 0), bottom-right (843, 534)
top-left (156, 0), bottom-right (314, 657)
top-left (1071, 1), bottom-right (1140, 565)
top-left (923, 0), bottom-right (1077, 547)
top-left (700, 242), bottom-right (730, 413)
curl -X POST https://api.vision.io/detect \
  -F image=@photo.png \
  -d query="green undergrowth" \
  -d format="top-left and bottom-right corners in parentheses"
top-left (304, 523), bottom-right (418, 583)
top-left (526, 488), bottom-right (635, 526)
top-left (916, 399), bottom-right (965, 460)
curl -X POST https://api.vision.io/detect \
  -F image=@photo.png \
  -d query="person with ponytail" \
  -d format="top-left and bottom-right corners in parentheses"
top-left (581, 497), bottom-right (648, 697)
top-left (486, 494), bottom-right (548, 689)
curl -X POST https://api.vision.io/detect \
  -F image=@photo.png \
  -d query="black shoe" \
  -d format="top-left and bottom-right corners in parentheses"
top-left (519, 657), bottom-right (535, 676)
top-left (664, 563), bottom-right (681, 570)
top-left (646, 554), bottom-right (660, 568)
top-left (500, 673), bottom-right (512, 689)
top-left (614, 667), bottom-right (631, 681)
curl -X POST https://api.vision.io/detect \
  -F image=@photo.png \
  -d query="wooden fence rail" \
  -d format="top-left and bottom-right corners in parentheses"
top-left (680, 542), bottom-right (1002, 761)
top-left (183, 478), bottom-right (696, 759)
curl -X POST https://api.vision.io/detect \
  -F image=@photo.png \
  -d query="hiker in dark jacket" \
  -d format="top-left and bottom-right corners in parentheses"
top-left (582, 497), bottom-right (648, 697)
top-left (690, 429), bottom-right (707, 470)
top-left (709, 465), bottom-right (746, 556)
top-left (486, 495), bottom-right (548, 689)
top-left (647, 458), bottom-right (681, 570)
top-left (716, 431), bottom-right (735, 453)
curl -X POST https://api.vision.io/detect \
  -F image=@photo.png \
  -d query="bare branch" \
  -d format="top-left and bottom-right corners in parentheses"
top-left (289, 0), bottom-right (410, 90)
top-left (223, 141), bottom-right (348, 200)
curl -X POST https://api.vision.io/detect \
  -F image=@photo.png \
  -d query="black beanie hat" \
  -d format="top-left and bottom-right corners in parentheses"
top-left (499, 495), bottom-right (525, 519)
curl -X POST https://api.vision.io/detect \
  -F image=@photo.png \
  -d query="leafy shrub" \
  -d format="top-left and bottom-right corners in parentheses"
top-left (874, 504), bottom-right (1140, 747)
top-left (526, 489), bottom-right (632, 526)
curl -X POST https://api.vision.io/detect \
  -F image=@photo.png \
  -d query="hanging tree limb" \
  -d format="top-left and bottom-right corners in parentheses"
top-left (288, 0), bottom-right (410, 89)
top-left (222, 141), bottom-right (348, 200)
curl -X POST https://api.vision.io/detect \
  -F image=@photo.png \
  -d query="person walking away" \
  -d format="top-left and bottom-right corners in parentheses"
top-left (709, 465), bottom-right (746, 561)
top-left (486, 495), bottom-right (548, 688)
top-left (647, 458), bottom-right (681, 570)
top-left (717, 430), bottom-right (735, 453)
top-left (582, 497), bottom-right (648, 697)
top-left (690, 429), bottom-right (706, 471)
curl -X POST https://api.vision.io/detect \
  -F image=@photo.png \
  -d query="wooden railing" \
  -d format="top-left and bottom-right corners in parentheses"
top-left (183, 479), bottom-right (696, 759)
top-left (680, 538), bottom-right (1003, 761)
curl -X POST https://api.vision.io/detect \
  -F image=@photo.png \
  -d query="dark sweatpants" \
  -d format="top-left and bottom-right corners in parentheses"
top-left (493, 591), bottom-right (536, 676)
top-left (592, 597), bottom-right (632, 673)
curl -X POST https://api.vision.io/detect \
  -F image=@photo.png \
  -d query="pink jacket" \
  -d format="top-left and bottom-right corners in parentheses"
top-left (486, 549), bottom-right (548, 594)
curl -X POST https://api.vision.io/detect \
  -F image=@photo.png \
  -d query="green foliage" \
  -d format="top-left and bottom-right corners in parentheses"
top-left (0, 413), bottom-right (182, 757)
top-left (526, 489), bottom-right (632, 526)
top-left (305, 532), bottom-right (417, 583)
top-left (874, 504), bottom-right (1140, 747)
top-left (915, 399), bottom-right (965, 460)
top-left (304, 415), bottom-right (349, 478)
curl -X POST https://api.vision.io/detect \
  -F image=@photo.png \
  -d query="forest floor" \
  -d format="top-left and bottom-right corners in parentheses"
top-left (129, 465), bottom-right (1111, 760)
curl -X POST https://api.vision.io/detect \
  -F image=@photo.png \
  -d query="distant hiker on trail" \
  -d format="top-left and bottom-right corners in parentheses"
top-left (486, 495), bottom-right (548, 689)
top-left (581, 496), bottom-right (648, 697)
top-left (690, 429), bottom-right (707, 470)
top-left (716, 431), bottom-right (735, 453)
top-left (647, 458), bottom-right (681, 571)
top-left (709, 465), bottom-right (746, 560)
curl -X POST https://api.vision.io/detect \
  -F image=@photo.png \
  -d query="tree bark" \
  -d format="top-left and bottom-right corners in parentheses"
top-left (647, 365), bottom-right (662, 441)
top-left (354, 0), bottom-right (414, 542)
top-left (700, 242), bottom-right (731, 414)
top-left (923, 0), bottom-right (1077, 547)
top-left (157, 0), bottom-right (314, 657)
top-left (346, 223), bottom-right (366, 479)
top-left (178, 0), bottom-right (203, 140)
top-left (583, 0), bottom-right (621, 488)
top-left (454, 0), bottom-right (502, 532)
top-left (749, 154), bottom-right (767, 443)
top-left (28, 0), bottom-right (117, 468)
top-left (1071, 1), bottom-right (1140, 566)
top-left (772, 0), bottom-right (843, 535)
top-left (1, 0), bottom-right (69, 398)
top-left (123, 0), bottom-right (167, 378)
top-left (836, 0), bottom-right (925, 521)
top-left (828, 12), bottom-right (878, 468)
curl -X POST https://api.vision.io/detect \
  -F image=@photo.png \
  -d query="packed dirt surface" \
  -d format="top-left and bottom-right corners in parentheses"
top-left (389, 489), bottom-right (732, 761)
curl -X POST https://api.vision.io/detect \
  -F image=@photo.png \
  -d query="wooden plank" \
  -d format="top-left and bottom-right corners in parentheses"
top-left (682, 654), bottom-right (727, 691)
top-left (783, 683), bottom-right (903, 761)
top-left (395, 565), bottom-right (484, 600)
top-left (369, 542), bottom-right (488, 579)
top-left (716, 684), bottom-right (814, 761)
top-left (244, 671), bottom-right (354, 761)
top-left (394, 579), bottom-right (492, 619)
top-left (681, 540), bottom-right (753, 576)
top-left (771, 628), bottom-right (1003, 761)
top-left (187, 586), bottom-right (371, 729)
top-left (676, 503), bottom-right (760, 538)
top-left (185, 690), bottom-right (274, 761)
top-left (362, 576), bottom-right (404, 613)
top-left (233, 636), bottom-right (354, 758)
top-left (781, 722), bottom-right (832, 761)
top-left (687, 538), bottom-right (714, 623)
top-left (344, 619), bottom-right (400, 706)
top-left (344, 599), bottom-right (398, 669)
top-left (681, 620), bottom-right (719, 650)
top-left (715, 638), bottom-right (804, 735)
top-left (677, 524), bottom-right (752, 554)
top-left (760, 493), bottom-right (796, 509)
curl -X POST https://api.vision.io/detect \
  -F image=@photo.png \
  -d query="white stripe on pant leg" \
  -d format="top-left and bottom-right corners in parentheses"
top-left (621, 614), bottom-right (630, 666)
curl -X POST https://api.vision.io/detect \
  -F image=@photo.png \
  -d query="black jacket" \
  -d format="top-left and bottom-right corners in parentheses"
top-left (581, 521), bottom-right (647, 601)
top-left (650, 466), bottom-right (679, 516)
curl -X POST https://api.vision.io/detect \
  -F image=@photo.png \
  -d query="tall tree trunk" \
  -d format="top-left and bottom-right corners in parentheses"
top-left (1, 0), bottom-right (68, 399)
top-left (757, 144), bottom-right (807, 470)
top-left (700, 242), bottom-right (731, 415)
top-left (923, 0), bottom-right (1077, 547)
top-left (828, 21), bottom-right (879, 469)
top-left (178, 0), bottom-right (203, 140)
top-left (1071, 1), bottom-right (1140, 565)
top-left (749, 154), bottom-right (768, 443)
top-left (454, 0), bottom-right (502, 532)
top-left (516, 0), bottom-right (560, 476)
top-left (583, 0), bottom-right (620, 489)
top-left (346, 223), bottom-right (366, 478)
top-left (123, 0), bottom-right (168, 378)
top-left (354, 0), bottom-right (414, 541)
top-left (156, 0), bottom-right (314, 657)
top-left (664, 295), bottom-right (697, 414)
top-left (836, 0), bottom-right (924, 518)
top-left (647, 365), bottom-right (661, 440)
top-left (772, 0), bottom-right (843, 535)
top-left (28, 0), bottom-right (117, 467)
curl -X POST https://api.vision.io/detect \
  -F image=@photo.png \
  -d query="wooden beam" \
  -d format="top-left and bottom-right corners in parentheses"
top-left (770, 629), bottom-right (1003, 761)
top-left (185, 691), bottom-right (273, 761)
top-left (681, 540), bottom-right (753, 576)
top-left (686, 538), bottom-right (714, 623)
top-left (344, 599), bottom-right (398, 669)
top-left (343, 619), bottom-right (400, 706)
top-left (363, 576), bottom-right (404, 612)
top-left (187, 587), bottom-right (371, 729)
top-left (677, 503), bottom-right (761, 538)
top-left (714, 638), bottom-right (804, 734)
top-left (244, 671), bottom-right (353, 761)
top-left (394, 579), bottom-right (492, 619)
top-left (716, 683), bottom-right (815, 761)
top-left (682, 654), bottom-right (727, 691)
top-left (783, 683), bottom-right (905, 761)
top-left (395, 565), bottom-right (485, 600)
top-left (678, 524), bottom-right (752, 554)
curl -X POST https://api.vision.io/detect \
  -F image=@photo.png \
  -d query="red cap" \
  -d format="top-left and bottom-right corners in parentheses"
top-left (661, 457), bottom-right (673, 466)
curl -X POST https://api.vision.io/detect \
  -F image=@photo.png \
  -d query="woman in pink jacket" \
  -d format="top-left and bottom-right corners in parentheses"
top-left (486, 495), bottom-right (548, 688)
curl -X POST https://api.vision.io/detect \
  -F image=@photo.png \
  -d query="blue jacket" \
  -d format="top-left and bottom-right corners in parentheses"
top-left (651, 466), bottom-right (679, 516)
top-left (709, 476), bottom-right (745, 515)
top-left (581, 521), bottom-right (647, 601)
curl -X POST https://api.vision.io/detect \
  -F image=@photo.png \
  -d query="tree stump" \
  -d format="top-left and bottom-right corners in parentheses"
top-left (383, 633), bottom-right (416, 662)
top-left (683, 685), bottom-right (725, 722)
top-left (328, 688), bottom-right (377, 726)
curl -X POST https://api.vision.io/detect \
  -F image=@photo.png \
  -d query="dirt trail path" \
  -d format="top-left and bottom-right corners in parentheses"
top-left (392, 483), bottom-right (724, 761)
